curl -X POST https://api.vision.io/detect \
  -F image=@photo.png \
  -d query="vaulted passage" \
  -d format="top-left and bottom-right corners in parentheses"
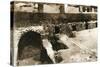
top-left (17, 31), bottom-right (43, 65)
top-left (17, 30), bottom-right (55, 65)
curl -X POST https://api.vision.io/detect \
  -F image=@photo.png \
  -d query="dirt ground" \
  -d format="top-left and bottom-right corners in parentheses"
top-left (58, 28), bottom-right (97, 63)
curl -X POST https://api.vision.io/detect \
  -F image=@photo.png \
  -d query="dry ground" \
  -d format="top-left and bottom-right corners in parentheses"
top-left (58, 28), bottom-right (97, 63)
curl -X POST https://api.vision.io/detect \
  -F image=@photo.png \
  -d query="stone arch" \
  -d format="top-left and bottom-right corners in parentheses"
top-left (17, 30), bottom-right (43, 65)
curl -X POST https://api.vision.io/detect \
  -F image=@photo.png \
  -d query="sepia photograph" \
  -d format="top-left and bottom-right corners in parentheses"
top-left (10, 0), bottom-right (97, 66)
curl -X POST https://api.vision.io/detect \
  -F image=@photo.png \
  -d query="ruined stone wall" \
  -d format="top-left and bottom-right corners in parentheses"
top-left (12, 12), bottom-right (97, 27)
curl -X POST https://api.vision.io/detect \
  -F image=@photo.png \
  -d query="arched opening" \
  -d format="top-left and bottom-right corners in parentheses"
top-left (17, 31), bottom-right (43, 65)
top-left (72, 24), bottom-right (76, 31)
top-left (54, 25), bottom-right (60, 34)
top-left (17, 30), bottom-right (55, 65)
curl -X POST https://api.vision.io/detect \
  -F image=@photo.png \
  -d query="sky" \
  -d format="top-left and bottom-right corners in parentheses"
top-left (13, 0), bottom-right (98, 6)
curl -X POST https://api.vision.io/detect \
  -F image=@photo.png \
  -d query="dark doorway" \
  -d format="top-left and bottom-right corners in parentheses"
top-left (54, 26), bottom-right (60, 34)
top-left (17, 31), bottom-right (55, 65)
top-left (85, 22), bottom-right (88, 29)
top-left (72, 24), bottom-right (76, 31)
top-left (17, 31), bottom-right (43, 65)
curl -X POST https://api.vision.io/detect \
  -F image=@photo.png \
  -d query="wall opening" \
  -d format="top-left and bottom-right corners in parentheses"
top-left (17, 31), bottom-right (43, 65)
top-left (17, 30), bottom-right (55, 65)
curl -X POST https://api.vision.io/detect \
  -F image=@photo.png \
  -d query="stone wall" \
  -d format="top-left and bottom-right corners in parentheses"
top-left (11, 12), bottom-right (97, 27)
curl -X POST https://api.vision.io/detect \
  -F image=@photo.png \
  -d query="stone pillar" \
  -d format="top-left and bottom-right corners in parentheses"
top-left (38, 3), bottom-right (43, 13)
top-left (79, 6), bottom-right (83, 12)
top-left (13, 30), bottom-right (21, 66)
top-left (59, 5), bottom-right (65, 13)
top-left (13, 47), bottom-right (18, 66)
top-left (13, 39), bottom-right (18, 66)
